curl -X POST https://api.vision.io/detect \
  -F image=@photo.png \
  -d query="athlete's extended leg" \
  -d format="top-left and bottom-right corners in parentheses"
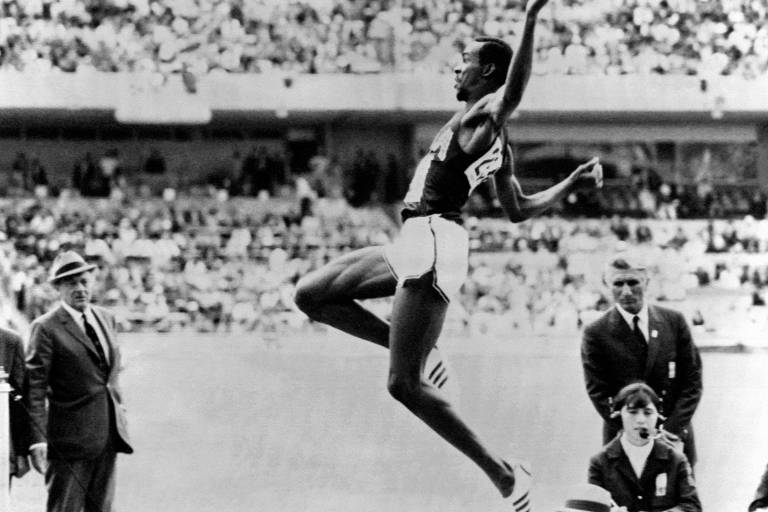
top-left (386, 273), bottom-right (516, 497)
top-left (295, 246), bottom-right (454, 391)
top-left (294, 246), bottom-right (395, 348)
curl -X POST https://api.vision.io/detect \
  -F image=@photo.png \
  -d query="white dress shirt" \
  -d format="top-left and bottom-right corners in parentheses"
top-left (620, 432), bottom-right (654, 478)
top-left (615, 303), bottom-right (650, 343)
top-left (61, 301), bottom-right (110, 363)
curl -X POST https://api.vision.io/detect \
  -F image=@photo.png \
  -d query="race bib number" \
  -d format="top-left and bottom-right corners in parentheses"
top-left (464, 137), bottom-right (504, 192)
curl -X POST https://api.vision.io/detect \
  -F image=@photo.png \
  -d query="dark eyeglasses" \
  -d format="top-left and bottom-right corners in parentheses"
top-left (612, 279), bottom-right (641, 287)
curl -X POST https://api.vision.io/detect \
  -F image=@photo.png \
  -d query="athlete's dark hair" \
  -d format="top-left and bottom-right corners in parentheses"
top-left (474, 36), bottom-right (513, 85)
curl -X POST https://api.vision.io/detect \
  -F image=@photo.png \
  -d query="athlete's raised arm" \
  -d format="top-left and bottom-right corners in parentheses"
top-left (494, 147), bottom-right (603, 222)
top-left (458, 0), bottom-right (549, 155)
top-left (488, 0), bottom-right (549, 126)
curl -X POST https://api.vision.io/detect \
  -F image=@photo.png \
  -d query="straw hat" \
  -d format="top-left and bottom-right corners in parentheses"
top-left (48, 251), bottom-right (97, 283)
top-left (557, 483), bottom-right (613, 512)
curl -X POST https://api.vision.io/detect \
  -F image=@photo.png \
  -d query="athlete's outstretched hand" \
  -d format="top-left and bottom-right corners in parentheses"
top-left (525, 0), bottom-right (550, 16)
top-left (570, 157), bottom-right (603, 189)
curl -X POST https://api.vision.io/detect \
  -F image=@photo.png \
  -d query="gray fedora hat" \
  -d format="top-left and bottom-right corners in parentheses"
top-left (48, 251), bottom-right (97, 283)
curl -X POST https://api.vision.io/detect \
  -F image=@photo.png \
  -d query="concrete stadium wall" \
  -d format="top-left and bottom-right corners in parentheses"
top-left (3, 72), bottom-right (768, 118)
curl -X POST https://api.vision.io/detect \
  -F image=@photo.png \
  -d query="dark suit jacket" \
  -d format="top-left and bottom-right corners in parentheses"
top-left (581, 305), bottom-right (703, 463)
top-left (26, 305), bottom-right (133, 460)
top-left (0, 327), bottom-right (29, 475)
top-left (588, 436), bottom-right (701, 512)
top-left (749, 463), bottom-right (768, 511)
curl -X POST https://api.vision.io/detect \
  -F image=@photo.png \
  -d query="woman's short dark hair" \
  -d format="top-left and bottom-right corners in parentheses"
top-left (612, 382), bottom-right (661, 415)
top-left (474, 36), bottom-right (513, 85)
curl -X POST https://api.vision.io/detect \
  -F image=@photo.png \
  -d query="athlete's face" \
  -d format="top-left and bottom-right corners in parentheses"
top-left (608, 268), bottom-right (647, 314)
top-left (454, 41), bottom-right (487, 101)
top-left (621, 401), bottom-right (658, 446)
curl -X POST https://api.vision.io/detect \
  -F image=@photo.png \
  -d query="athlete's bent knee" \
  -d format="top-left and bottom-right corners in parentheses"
top-left (293, 277), bottom-right (321, 316)
top-left (387, 373), bottom-right (421, 407)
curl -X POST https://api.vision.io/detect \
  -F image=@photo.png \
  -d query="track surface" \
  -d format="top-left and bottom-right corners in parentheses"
top-left (11, 330), bottom-right (768, 512)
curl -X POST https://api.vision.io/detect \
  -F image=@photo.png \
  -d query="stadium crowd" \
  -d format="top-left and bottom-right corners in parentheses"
top-left (1, 186), bottom-right (767, 339)
top-left (2, 0), bottom-right (768, 77)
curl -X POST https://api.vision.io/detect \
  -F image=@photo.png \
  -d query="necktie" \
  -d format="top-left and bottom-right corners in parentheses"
top-left (632, 315), bottom-right (645, 344)
top-left (632, 315), bottom-right (648, 364)
top-left (82, 313), bottom-right (108, 370)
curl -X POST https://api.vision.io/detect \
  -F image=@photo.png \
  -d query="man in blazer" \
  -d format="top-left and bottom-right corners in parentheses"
top-left (1, 326), bottom-right (30, 482)
top-left (581, 254), bottom-right (703, 466)
top-left (26, 250), bottom-right (133, 512)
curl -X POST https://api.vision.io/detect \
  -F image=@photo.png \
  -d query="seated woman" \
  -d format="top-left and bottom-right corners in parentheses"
top-left (588, 382), bottom-right (701, 512)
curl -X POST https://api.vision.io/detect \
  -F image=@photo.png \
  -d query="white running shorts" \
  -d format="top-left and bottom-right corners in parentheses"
top-left (383, 215), bottom-right (469, 302)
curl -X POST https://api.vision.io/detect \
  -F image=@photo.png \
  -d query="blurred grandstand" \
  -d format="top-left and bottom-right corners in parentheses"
top-left (1, 0), bottom-right (768, 346)
top-left (2, 0), bottom-right (768, 77)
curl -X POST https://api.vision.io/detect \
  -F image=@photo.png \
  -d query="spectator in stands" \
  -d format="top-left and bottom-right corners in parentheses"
top-left (28, 156), bottom-right (49, 196)
top-left (610, 215), bottom-right (630, 241)
top-left (144, 148), bottom-right (167, 175)
top-left (344, 148), bottom-right (379, 207)
top-left (10, 151), bottom-right (28, 192)
top-left (307, 148), bottom-right (342, 199)
top-left (225, 149), bottom-right (244, 197)
top-left (72, 153), bottom-right (97, 196)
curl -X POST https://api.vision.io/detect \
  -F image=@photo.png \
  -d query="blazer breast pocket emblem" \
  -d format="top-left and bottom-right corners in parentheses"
top-left (655, 472), bottom-right (668, 496)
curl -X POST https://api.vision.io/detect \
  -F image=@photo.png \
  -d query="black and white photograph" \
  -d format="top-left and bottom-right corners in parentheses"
top-left (1, 0), bottom-right (768, 511)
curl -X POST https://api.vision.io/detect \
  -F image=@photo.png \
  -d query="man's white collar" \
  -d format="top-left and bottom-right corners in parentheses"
top-left (61, 301), bottom-right (91, 321)
top-left (615, 302), bottom-right (649, 326)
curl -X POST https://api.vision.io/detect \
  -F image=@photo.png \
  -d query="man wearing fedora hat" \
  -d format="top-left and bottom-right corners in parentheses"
top-left (26, 250), bottom-right (133, 512)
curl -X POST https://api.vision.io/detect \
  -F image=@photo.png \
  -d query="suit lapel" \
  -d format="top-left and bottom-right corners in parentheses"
top-left (91, 307), bottom-right (115, 371)
top-left (56, 306), bottom-right (102, 363)
top-left (644, 305), bottom-right (661, 379)
top-left (609, 307), bottom-right (632, 342)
